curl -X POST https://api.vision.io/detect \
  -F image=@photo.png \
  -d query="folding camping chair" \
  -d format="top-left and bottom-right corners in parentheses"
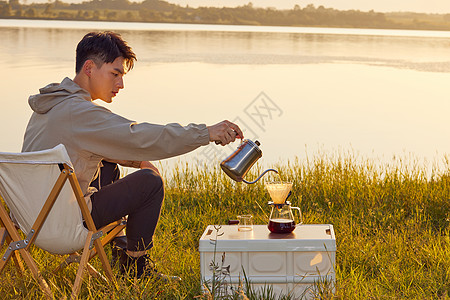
top-left (0, 144), bottom-right (126, 299)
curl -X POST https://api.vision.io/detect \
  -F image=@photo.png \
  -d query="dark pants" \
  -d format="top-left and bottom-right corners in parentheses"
top-left (89, 161), bottom-right (164, 251)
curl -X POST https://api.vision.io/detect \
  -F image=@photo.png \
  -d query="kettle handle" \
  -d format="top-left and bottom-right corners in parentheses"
top-left (291, 206), bottom-right (303, 226)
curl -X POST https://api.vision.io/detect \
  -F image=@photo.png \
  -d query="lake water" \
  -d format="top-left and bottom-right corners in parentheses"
top-left (2, 19), bottom-right (450, 172)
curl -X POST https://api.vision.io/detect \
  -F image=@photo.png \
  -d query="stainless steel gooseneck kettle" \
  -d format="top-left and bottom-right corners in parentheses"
top-left (220, 139), bottom-right (278, 184)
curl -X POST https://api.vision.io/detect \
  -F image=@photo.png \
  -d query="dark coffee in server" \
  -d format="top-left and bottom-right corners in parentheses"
top-left (268, 219), bottom-right (296, 233)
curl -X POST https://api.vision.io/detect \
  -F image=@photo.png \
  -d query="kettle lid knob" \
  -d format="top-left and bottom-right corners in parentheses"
top-left (255, 140), bottom-right (261, 146)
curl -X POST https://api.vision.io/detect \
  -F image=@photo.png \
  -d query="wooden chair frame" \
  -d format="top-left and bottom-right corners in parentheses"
top-left (0, 163), bottom-right (125, 299)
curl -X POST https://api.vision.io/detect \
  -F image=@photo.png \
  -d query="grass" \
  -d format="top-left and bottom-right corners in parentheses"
top-left (2, 150), bottom-right (450, 299)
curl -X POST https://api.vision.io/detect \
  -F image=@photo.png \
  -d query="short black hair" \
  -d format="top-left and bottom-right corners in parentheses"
top-left (75, 31), bottom-right (136, 74)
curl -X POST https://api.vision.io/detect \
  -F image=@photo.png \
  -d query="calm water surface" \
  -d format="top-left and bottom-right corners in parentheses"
top-left (2, 19), bottom-right (450, 172)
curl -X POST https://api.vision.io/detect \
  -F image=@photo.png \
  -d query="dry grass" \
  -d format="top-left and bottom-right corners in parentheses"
top-left (1, 150), bottom-right (450, 299)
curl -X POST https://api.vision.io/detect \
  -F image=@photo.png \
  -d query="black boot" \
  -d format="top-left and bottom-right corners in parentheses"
top-left (111, 236), bottom-right (128, 268)
top-left (119, 253), bottom-right (181, 282)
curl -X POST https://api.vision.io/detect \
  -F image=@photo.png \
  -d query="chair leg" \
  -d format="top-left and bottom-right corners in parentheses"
top-left (88, 224), bottom-right (126, 260)
top-left (0, 206), bottom-right (52, 299)
top-left (0, 220), bottom-right (11, 273)
top-left (67, 171), bottom-right (116, 284)
top-left (18, 248), bottom-right (53, 299)
top-left (93, 237), bottom-right (114, 282)
top-left (71, 231), bottom-right (93, 300)
top-left (53, 220), bottom-right (126, 294)
top-left (0, 229), bottom-right (25, 275)
top-left (53, 252), bottom-right (107, 282)
top-left (52, 252), bottom-right (81, 274)
top-left (0, 227), bottom-right (6, 246)
top-left (0, 247), bottom-right (52, 300)
top-left (5, 234), bottom-right (26, 276)
top-left (86, 263), bottom-right (107, 282)
top-left (0, 245), bottom-right (13, 273)
top-left (12, 251), bottom-right (25, 275)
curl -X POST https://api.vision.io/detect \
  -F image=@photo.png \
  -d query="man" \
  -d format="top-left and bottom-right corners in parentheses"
top-left (22, 31), bottom-right (243, 280)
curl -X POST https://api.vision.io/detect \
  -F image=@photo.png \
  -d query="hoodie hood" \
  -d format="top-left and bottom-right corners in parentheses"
top-left (29, 77), bottom-right (91, 114)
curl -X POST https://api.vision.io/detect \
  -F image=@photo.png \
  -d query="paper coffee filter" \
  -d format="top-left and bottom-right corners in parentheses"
top-left (265, 182), bottom-right (293, 204)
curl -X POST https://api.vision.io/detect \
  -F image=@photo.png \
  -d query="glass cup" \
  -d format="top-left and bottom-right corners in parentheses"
top-left (237, 215), bottom-right (253, 231)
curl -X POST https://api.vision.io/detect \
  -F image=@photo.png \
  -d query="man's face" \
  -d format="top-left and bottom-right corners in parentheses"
top-left (89, 56), bottom-right (126, 103)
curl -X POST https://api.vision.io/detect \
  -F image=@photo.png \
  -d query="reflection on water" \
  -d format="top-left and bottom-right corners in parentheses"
top-left (2, 20), bottom-right (450, 171)
top-left (3, 22), bottom-right (450, 71)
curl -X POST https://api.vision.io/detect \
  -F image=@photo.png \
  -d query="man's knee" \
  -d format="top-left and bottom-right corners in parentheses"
top-left (138, 168), bottom-right (164, 190)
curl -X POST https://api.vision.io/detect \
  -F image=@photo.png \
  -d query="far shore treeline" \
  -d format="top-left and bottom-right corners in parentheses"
top-left (2, 0), bottom-right (450, 31)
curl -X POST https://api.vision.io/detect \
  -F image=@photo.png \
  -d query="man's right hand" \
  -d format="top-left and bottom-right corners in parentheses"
top-left (207, 120), bottom-right (243, 146)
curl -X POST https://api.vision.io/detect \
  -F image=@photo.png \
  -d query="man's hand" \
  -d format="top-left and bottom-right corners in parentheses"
top-left (139, 161), bottom-right (160, 175)
top-left (207, 120), bottom-right (243, 146)
top-left (105, 159), bottom-right (160, 174)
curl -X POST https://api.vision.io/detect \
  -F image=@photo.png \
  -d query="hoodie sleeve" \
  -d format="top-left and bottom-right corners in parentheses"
top-left (69, 99), bottom-right (210, 161)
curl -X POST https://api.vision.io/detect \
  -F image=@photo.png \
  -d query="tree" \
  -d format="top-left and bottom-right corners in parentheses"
top-left (304, 4), bottom-right (315, 11)
top-left (0, 3), bottom-right (13, 16)
top-left (14, 4), bottom-right (22, 16)
top-left (76, 9), bottom-right (84, 19)
top-left (9, 0), bottom-right (20, 9)
top-left (139, 8), bottom-right (159, 21)
top-left (43, 3), bottom-right (53, 16)
top-left (92, 9), bottom-right (100, 19)
top-left (125, 11), bottom-right (134, 21)
top-left (54, 0), bottom-right (63, 8)
top-left (105, 10), bottom-right (117, 20)
top-left (58, 11), bottom-right (73, 18)
top-left (24, 7), bottom-right (36, 17)
top-left (444, 14), bottom-right (450, 22)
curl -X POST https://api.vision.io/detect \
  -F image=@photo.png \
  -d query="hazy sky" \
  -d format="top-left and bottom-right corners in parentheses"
top-left (165, 0), bottom-right (450, 13)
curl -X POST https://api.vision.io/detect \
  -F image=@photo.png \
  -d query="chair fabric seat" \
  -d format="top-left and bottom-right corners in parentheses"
top-left (0, 144), bottom-right (88, 254)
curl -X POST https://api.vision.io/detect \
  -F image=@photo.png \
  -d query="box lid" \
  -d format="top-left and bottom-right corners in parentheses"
top-left (199, 224), bottom-right (336, 252)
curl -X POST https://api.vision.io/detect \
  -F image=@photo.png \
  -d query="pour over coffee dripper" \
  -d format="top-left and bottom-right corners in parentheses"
top-left (265, 182), bottom-right (303, 234)
top-left (265, 182), bottom-right (293, 205)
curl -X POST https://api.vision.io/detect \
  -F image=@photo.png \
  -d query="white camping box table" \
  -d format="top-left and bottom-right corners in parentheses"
top-left (199, 224), bottom-right (336, 299)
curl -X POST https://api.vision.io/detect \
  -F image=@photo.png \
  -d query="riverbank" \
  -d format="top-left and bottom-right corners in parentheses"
top-left (1, 154), bottom-right (449, 298)
top-left (2, 0), bottom-right (450, 32)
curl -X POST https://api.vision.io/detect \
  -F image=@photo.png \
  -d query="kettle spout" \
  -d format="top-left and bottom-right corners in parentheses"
top-left (243, 169), bottom-right (278, 184)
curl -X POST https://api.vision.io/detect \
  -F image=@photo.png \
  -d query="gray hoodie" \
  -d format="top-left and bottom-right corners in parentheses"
top-left (22, 77), bottom-right (210, 199)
